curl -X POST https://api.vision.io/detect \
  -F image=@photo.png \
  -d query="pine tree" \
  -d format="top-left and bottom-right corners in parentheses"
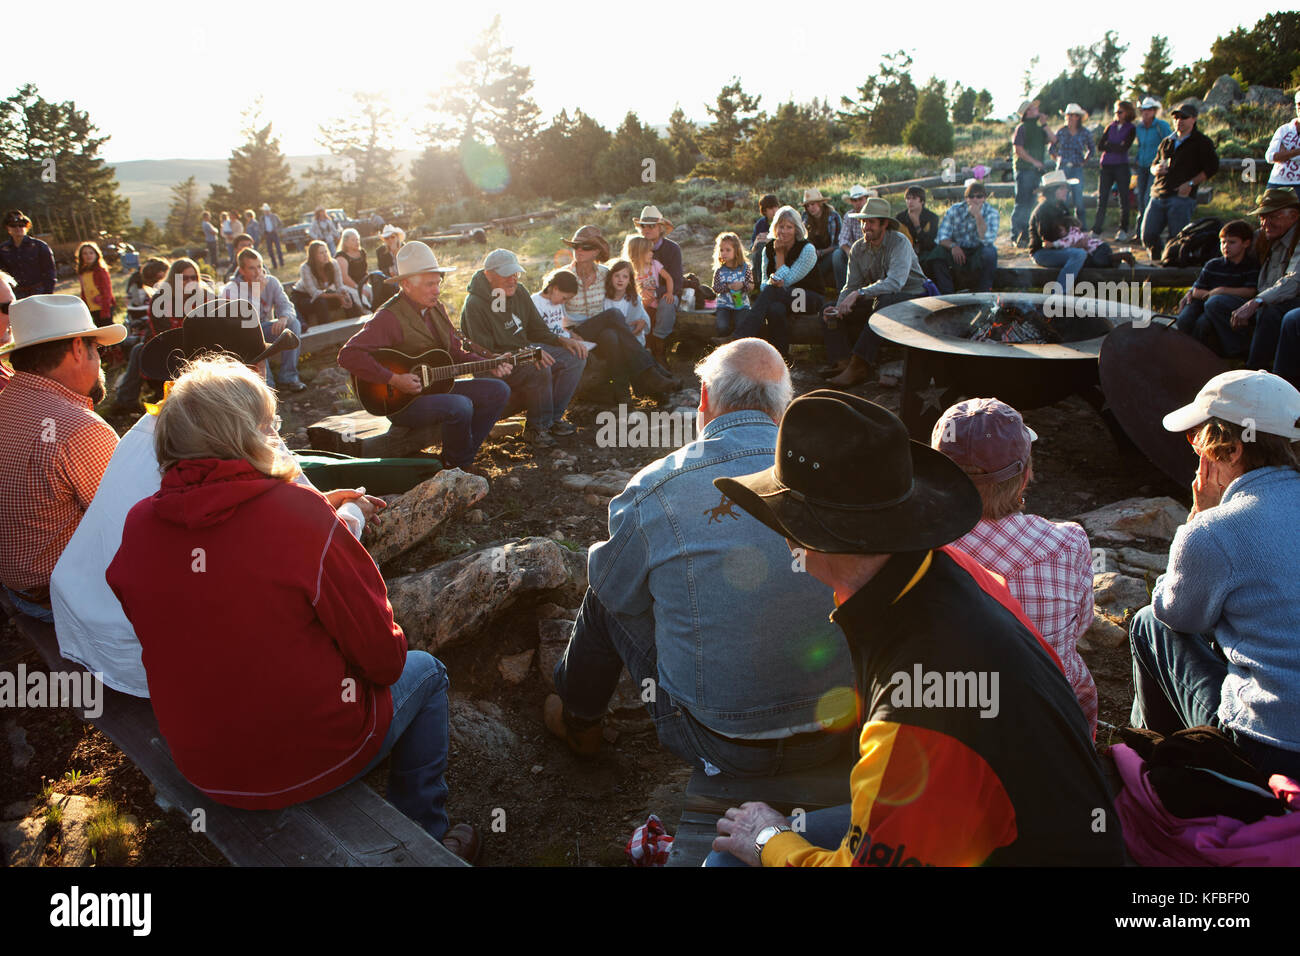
top-left (1132, 36), bottom-right (1174, 101)
top-left (0, 84), bottom-right (129, 242)
top-left (952, 87), bottom-right (977, 125)
top-left (409, 145), bottom-right (468, 219)
top-left (224, 115), bottom-right (298, 213)
top-left (666, 105), bottom-right (702, 176)
top-left (974, 89), bottom-right (993, 121)
top-left (838, 51), bottom-right (917, 145)
top-left (318, 92), bottom-right (403, 212)
top-left (164, 176), bottom-right (206, 245)
top-left (699, 79), bottom-right (762, 171)
top-left (595, 112), bottom-right (675, 194)
top-left (903, 80), bottom-right (954, 157)
top-left (733, 102), bottom-right (832, 181)
top-left (521, 109), bottom-right (611, 199)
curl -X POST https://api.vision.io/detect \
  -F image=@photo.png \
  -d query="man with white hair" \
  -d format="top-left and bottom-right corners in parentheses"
top-left (545, 338), bottom-right (855, 775)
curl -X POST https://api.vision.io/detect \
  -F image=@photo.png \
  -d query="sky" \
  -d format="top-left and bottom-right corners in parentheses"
top-left (7, 1), bottom-right (1286, 163)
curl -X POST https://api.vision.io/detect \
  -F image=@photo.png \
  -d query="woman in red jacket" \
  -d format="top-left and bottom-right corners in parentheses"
top-left (76, 241), bottom-right (116, 326)
top-left (106, 355), bottom-right (477, 859)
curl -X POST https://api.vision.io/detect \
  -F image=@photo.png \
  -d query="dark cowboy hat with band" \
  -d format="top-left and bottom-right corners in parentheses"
top-left (714, 390), bottom-right (981, 554)
top-left (561, 225), bottom-right (611, 261)
top-left (141, 298), bottom-right (298, 381)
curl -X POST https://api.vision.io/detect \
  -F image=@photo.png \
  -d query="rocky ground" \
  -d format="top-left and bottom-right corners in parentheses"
top-left (1, 333), bottom-right (1191, 867)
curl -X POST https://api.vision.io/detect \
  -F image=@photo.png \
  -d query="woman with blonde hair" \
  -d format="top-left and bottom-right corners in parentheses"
top-left (335, 227), bottom-right (371, 310)
top-left (733, 205), bottom-right (824, 356)
top-left (105, 353), bottom-right (479, 860)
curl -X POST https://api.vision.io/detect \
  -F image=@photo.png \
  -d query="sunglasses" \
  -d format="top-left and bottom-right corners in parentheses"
top-left (576, 243), bottom-right (598, 251)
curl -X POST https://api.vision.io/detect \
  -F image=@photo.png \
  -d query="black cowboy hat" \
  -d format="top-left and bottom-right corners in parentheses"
top-left (141, 298), bottom-right (298, 381)
top-left (714, 390), bottom-right (981, 554)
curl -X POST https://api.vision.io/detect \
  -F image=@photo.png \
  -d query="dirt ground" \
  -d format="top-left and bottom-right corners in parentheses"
top-left (1, 305), bottom-right (1185, 867)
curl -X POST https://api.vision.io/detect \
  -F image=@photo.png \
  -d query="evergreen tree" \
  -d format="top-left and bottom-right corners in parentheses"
top-left (164, 175), bottom-right (207, 245)
top-left (699, 79), bottom-right (762, 170)
top-left (666, 105), bottom-right (702, 175)
top-left (1132, 35), bottom-right (1174, 101)
top-left (224, 114), bottom-right (298, 213)
top-left (299, 158), bottom-right (344, 213)
top-left (595, 112), bottom-right (675, 194)
top-left (974, 89), bottom-right (994, 120)
top-left (733, 101), bottom-right (832, 181)
top-left (128, 217), bottom-right (164, 247)
top-left (903, 82), bottom-right (954, 157)
top-left (409, 145), bottom-right (469, 219)
top-left (838, 51), bottom-right (917, 145)
top-left (318, 92), bottom-right (403, 212)
top-left (952, 86), bottom-right (977, 124)
top-left (0, 84), bottom-right (129, 242)
top-left (521, 109), bottom-right (611, 199)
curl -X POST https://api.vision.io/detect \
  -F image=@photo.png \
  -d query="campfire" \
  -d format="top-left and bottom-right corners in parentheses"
top-left (966, 297), bottom-right (1062, 345)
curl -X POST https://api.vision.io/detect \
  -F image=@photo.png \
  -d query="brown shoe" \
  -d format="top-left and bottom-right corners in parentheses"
top-left (826, 355), bottom-right (874, 389)
top-left (543, 693), bottom-right (603, 757)
top-left (441, 822), bottom-right (481, 864)
top-left (819, 358), bottom-right (850, 379)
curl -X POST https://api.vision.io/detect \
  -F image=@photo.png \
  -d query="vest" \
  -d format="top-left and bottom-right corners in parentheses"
top-left (762, 237), bottom-right (822, 293)
top-left (383, 292), bottom-right (453, 354)
top-left (1015, 121), bottom-right (1047, 173)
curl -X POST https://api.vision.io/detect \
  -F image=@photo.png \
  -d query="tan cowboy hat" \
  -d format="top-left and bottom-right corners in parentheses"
top-left (632, 205), bottom-right (674, 233)
top-left (1017, 99), bottom-right (1040, 116)
top-left (802, 188), bottom-right (833, 206)
top-left (1248, 187), bottom-right (1300, 217)
top-left (380, 223), bottom-right (406, 241)
top-left (845, 196), bottom-right (897, 227)
top-left (0, 294), bottom-right (127, 354)
top-left (1040, 169), bottom-right (1080, 189)
top-left (394, 241), bottom-right (454, 278)
top-left (561, 225), bottom-right (611, 261)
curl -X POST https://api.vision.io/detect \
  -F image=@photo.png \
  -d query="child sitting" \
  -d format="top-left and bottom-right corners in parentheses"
top-left (622, 235), bottom-right (672, 314)
top-left (1053, 217), bottom-right (1113, 267)
top-left (710, 232), bottom-right (754, 336)
top-left (1173, 219), bottom-right (1259, 357)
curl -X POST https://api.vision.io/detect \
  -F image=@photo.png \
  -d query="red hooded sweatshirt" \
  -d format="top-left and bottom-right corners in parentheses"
top-left (106, 458), bottom-right (404, 810)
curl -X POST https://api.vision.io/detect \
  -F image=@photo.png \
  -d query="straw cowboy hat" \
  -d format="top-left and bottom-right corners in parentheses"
top-left (801, 188), bottom-right (833, 206)
top-left (1017, 99), bottom-right (1040, 116)
top-left (714, 390), bottom-right (981, 554)
top-left (380, 224), bottom-right (406, 241)
top-left (1138, 97), bottom-right (1161, 111)
top-left (1064, 103), bottom-right (1088, 118)
top-left (633, 205), bottom-right (674, 233)
top-left (0, 294), bottom-right (127, 354)
top-left (561, 225), bottom-right (611, 261)
top-left (393, 241), bottom-right (454, 278)
top-left (1249, 187), bottom-right (1300, 217)
top-left (843, 185), bottom-right (874, 200)
top-left (845, 196), bottom-right (899, 228)
top-left (141, 298), bottom-right (298, 381)
top-left (1040, 169), bottom-right (1080, 190)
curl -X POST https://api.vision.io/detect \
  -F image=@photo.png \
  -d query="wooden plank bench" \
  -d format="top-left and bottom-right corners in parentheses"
top-left (666, 752), bottom-right (855, 867)
top-left (0, 595), bottom-right (465, 866)
top-left (297, 314), bottom-right (370, 353)
top-left (307, 410), bottom-right (443, 457)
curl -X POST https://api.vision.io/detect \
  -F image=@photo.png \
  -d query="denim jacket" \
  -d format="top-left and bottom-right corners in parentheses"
top-left (588, 410), bottom-right (856, 736)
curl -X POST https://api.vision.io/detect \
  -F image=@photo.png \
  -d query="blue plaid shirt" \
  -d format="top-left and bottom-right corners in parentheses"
top-left (937, 201), bottom-right (1000, 248)
top-left (1052, 126), bottom-right (1095, 167)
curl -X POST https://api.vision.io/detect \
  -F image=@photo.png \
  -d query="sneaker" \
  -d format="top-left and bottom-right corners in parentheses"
top-left (280, 380), bottom-right (308, 393)
top-left (549, 419), bottom-right (576, 436)
top-left (522, 424), bottom-right (557, 446)
top-left (1115, 229), bottom-right (1130, 242)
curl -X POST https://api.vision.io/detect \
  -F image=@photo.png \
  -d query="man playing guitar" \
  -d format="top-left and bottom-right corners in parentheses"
top-left (339, 241), bottom-right (512, 471)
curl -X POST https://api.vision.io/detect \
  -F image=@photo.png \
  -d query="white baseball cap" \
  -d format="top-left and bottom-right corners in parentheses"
top-left (1162, 370), bottom-right (1300, 440)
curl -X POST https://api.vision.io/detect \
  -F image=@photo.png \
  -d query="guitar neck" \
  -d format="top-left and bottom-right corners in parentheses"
top-left (422, 350), bottom-right (527, 382)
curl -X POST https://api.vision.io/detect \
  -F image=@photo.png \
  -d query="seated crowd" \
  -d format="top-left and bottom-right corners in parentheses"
top-left (1, 99), bottom-right (1299, 869)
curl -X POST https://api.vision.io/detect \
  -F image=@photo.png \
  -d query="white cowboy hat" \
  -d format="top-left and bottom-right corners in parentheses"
top-left (380, 224), bottom-right (406, 241)
top-left (843, 185), bottom-right (874, 200)
top-left (394, 241), bottom-right (454, 278)
top-left (260, 203), bottom-right (272, 211)
top-left (1138, 97), bottom-right (1160, 110)
top-left (1040, 169), bottom-right (1080, 189)
top-left (633, 205), bottom-right (674, 231)
top-left (0, 294), bottom-right (126, 354)
top-left (1064, 103), bottom-right (1088, 117)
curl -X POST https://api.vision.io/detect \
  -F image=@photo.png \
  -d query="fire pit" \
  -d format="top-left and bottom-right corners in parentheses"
top-left (870, 293), bottom-right (1144, 438)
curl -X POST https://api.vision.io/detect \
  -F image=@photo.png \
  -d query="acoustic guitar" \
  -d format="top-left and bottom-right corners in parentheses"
top-left (351, 345), bottom-right (541, 416)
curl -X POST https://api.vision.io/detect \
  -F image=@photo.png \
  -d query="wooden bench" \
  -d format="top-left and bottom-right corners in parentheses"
top-left (667, 753), bottom-right (855, 867)
top-left (993, 262), bottom-right (1201, 288)
top-left (307, 410), bottom-right (443, 457)
top-left (297, 314), bottom-right (370, 353)
top-left (0, 595), bottom-right (465, 866)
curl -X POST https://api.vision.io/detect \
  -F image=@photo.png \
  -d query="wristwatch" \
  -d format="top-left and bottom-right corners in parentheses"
top-left (753, 824), bottom-right (792, 862)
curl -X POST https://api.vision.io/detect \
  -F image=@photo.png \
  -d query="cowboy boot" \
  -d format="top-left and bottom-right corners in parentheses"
top-left (820, 358), bottom-right (851, 379)
top-left (544, 694), bottom-right (603, 757)
top-left (826, 355), bottom-right (874, 389)
top-left (647, 335), bottom-right (671, 373)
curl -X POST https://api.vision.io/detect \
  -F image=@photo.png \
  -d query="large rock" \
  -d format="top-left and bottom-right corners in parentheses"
top-left (1244, 86), bottom-right (1292, 107)
top-left (48, 793), bottom-right (96, 867)
top-left (537, 618), bottom-right (574, 690)
top-left (449, 699), bottom-right (519, 754)
top-left (1202, 75), bottom-right (1241, 111)
top-left (386, 537), bottom-right (569, 650)
top-left (1117, 547), bottom-right (1168, 574)
top-left (1079, 607), bottom-right (1129, 650)
top-left (1094, 572), bottom-right (1150, 612)
top-left (1074, 497), bottom-right (1188, 544)
top-left (365, 468), bottom-right (489, 566)
top-left (562, 544), bottom-right (590, 593)
top-left (309, 366), bottom-right (351, 389)
top-left (0, 814), bottom-right (47, 867)
top-left (498, 649), bottom-right (534, 685)
top-left (561, 471), bottom-right (633, 497)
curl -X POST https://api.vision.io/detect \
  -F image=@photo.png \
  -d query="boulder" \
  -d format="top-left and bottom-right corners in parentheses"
top-left (310, 366), bottom-right (352, 389)
top-left (562, 544), bottom-right (590, 592)
top-left (48, 792), bottom-right (96, 867)
top-left (5, 720), bottom-right (34, 770)
top-left (1080, 607), bottom-right (1129, 649)
top-left (1073, 497), bottom-right (1188, 544)
top-left (1202, 75), bottom-right (1241, 111)
top-left (537, 618), bottom-right (575, 690)
top-left (498, 649), bottom-right (535, 685)
top-left (1117, 547), bottom-right (1168, 574)
top-left (364, 468), bottom-right (489, 566)
top-left (386, 537), bottom-right (569, 650)
top-left (449, 699), bottom-right (519, 753)
top-left (0, 814), bottom-right (47, 867)
top-left (1094, 572), bottom-right (1150, 612)
top-left (561, 470), bottom-right (633, 497)
top-left (1244, 86), bottom-right (1292, 107)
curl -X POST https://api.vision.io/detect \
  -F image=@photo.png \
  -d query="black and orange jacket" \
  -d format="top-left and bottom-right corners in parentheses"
top-left (762, 546), bottom-right (1126, 867)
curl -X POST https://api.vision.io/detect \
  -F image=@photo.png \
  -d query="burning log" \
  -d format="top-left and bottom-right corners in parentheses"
top-left (966, 297), bottom-right (1063, 345)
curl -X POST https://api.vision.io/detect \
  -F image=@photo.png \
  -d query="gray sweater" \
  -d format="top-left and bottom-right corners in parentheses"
top-left (1152, 465), bottom-right (1300, 751)
top-left (839, 229), bottom-right (927, 305)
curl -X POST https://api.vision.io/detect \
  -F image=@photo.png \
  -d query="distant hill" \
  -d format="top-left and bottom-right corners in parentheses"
top-left (112, 151), bottom-right (421, 224)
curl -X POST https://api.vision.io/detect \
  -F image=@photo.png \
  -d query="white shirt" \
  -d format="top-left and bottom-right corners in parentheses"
top-left (1266, 120), bottom-right (1300, 185)
top-left (530, 292), bottom-right (572, 338)
top-left (51, 414), bottom-right (362, 697)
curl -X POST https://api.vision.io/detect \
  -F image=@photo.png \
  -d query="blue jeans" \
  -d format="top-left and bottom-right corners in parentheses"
top-left (554, 588), bottom-right (846, 778)
top-left (823, 291), bottom-right (914, 364)
top-left (262, 231), bottom-right (284, 269)
top-left (1272, 305), bottom-right (1300, 389)
top-left (735, 284), bottom-right (824, 356)
top-left (1129, 606), bottom-right (1300, 779)
top-left (206, 240), bottom-right (219, 268)
top-left (1244, 297), bottom-right (1300, 371)
top-left (714, 306), bottom-right (742, 336)
top-left (1197, 294), bottom-right (1252, 358)
top-left (929, 243), bottom-right (996, 294)
top-left (704, 804), bottom-right (852, 867)
top-left (1135, 165), bottom-right (1154, 223)
top-left (4, 585), bottom-right (53, 623)
top-left (831, 246), bottom-right (849, 293)
top-left (113, 340), bottom-right (147, 408)
top-left (1011, 167), bottom-right (1042, 241)
top-left (1140, 195), bottom-right (1197, 258)
top-left (569, 309), bottom-right (655, 379)
top-left (652, 298), bottom-right (676, 338)
top-left (1032, 246), bottom-right (1088, 288)
top-left (1062, 164), bottom-right (1086, 220)
top-left (350, 650), bottom-right (451, 840)
top-left (388, 376), bottom-right (510, 468)
top-left (503, 342), bottom-right (584, 429)
top-left (263, 317), bottom-right (302, 385)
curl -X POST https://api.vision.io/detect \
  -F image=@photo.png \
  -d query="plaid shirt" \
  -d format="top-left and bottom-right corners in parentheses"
top-left (937, 201), bottom-right (1000, 248)
top-left (952, 512), bottom-right (1098, 736)
top-left (838, 214), bottom-right (863, 247)
top-left (1052, 125), bottom-right (1095, 167)
top-left (561, 263), bottom-right (609, 320)
top-left (0, 371), bottom-right (118, 594)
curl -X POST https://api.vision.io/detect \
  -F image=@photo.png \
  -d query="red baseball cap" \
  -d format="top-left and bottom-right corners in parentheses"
top-left (931, 398), bottom-right (1037, 485)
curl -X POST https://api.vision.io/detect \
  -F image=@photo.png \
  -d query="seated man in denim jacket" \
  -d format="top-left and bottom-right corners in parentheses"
top-left (545, 338), bottom-right (856, 777)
